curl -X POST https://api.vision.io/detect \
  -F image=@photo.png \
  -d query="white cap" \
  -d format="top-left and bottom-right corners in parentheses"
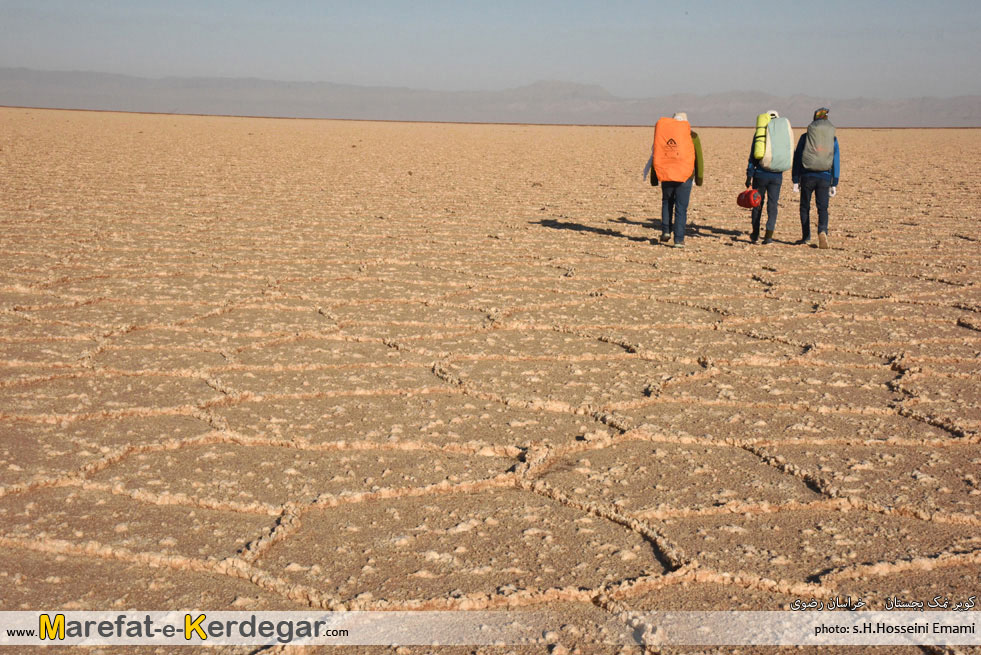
top-left (673, 112), bottom-right (688, 122)
top-left (766, 109), bottom-right (779, 118)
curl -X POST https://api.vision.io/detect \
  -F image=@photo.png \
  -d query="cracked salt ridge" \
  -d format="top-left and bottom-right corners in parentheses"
top-left (212, 392), bottom-right (618, 450)
top-left (659, 507), bottom-right (981, 583)
top-left (85, 441), bottom-right (516, 508)
top-left (232, 338), bottom-right (433, 367)
top-left (15, 301), bottom-right (208, 328)
top-left (382, 328), bottom-right (633, 360)
top-left (0, 546), bottom-right (302, 612)
top-left (627, 404), bottom-right (970, 449)
top-left (539, 439), bottom-right (823, 515)
top-left (0, 486), bottom-right (271, 559)
top-left (253, 489), bottom-right (670, 607)
top-left (0, 367), bottom-right (220, 416)
top-left (439, 356), bottom-right (708, 412)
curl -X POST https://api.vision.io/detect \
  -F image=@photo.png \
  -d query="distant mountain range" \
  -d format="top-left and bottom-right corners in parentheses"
top-left (2, 68), bottom-right (979, 127)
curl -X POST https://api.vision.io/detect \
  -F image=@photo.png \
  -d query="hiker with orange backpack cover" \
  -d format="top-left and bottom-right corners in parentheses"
top-left (644, 112), bottom-right (704, 248)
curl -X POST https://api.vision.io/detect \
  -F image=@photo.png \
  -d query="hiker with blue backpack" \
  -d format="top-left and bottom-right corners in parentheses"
top-left (745, 110), bottom-right (793, 244)
top-left (792, 107), bottom-right (841, 249)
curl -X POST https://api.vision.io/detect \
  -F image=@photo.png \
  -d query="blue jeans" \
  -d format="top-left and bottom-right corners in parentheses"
top-left (751, 178), bottom-right (781, 234)
top-left (800, 176), bottom-right (830, 241)
top-left (661, 177), bottom-right (693, 244)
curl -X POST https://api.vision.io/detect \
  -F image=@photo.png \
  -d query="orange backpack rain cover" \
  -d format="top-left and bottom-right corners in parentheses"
top-left (652, 117), bottom-right (695, 183)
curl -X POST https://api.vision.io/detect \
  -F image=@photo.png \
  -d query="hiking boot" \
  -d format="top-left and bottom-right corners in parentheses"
top-left (762, 229), bottom-right (774, 245)
top-left (672, 242), bottom-right (685, 249)
top-left (818, 233), bottom-right (829, 249)
top-left (795, 237), bottom-right (811, 246)
top-left (750, 230), bottom-right (759, 244)
top-left (659, 233), bottom-right (671, 243)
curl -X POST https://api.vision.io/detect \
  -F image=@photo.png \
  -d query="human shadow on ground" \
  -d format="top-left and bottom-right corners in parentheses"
top-left (610, 216), bottom-right (653, 227)
top-left (533, 218), bottom-right (655, 243)
top-left (692, 222), bottom-right (746, 239)
top-left (612, 216), bottom-right (746, 241)
top-left (698, 220), bottom-right (806, 245)
top-left (535, 217), bottom-right (746, 245)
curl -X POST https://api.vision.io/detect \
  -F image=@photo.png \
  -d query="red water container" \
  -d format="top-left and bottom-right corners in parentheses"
top-left (737, 188), bottom-right (761, 208)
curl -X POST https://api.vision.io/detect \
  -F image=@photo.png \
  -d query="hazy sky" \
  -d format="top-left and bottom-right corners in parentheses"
top-left (1, 0), bottom-right (979, 99)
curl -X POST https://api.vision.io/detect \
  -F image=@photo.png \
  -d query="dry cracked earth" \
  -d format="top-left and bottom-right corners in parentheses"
top-left (0, 108), bottom-right (979, 654)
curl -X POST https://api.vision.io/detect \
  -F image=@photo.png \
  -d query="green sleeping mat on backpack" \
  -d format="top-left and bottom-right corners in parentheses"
top-left (752, 113), bottom-right (771, 160)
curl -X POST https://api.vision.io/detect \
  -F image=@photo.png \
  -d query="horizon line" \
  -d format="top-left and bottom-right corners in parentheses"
top-left (3, 104), bottom-right (980, 130)
top-left (3, 66), bottom-right (981, 103)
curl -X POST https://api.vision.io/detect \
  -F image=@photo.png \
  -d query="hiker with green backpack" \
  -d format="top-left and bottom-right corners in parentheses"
top-left (792, 107), bottom-right (841, 249)
top-left (745, 110), bottom-right (793, 244)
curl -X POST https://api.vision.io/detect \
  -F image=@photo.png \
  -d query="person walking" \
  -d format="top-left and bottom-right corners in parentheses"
top-left (644, 112), bottom-right (704, 248)
top-left (745, 110), bottom-right (792, 244)
top-left (792, 107), bottom-right (841, 249)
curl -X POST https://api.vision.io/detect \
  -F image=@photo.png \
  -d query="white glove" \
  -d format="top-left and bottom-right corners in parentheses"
top-left (793, 183), bottom-right (800, 193)
top-left (830, 186), bottom-right (837, 197)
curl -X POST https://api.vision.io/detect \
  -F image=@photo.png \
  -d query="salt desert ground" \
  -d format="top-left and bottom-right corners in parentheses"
top-left (1, 107), bottom-right (979, 654)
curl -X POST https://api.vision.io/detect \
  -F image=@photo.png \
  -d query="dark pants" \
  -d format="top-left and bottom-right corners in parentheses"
top-left (661, 177), bottom-right (693, 244)
top-left (751, 177), bottom-right (782, 234)
top-left (800, 176), bottom-right (830, 241)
